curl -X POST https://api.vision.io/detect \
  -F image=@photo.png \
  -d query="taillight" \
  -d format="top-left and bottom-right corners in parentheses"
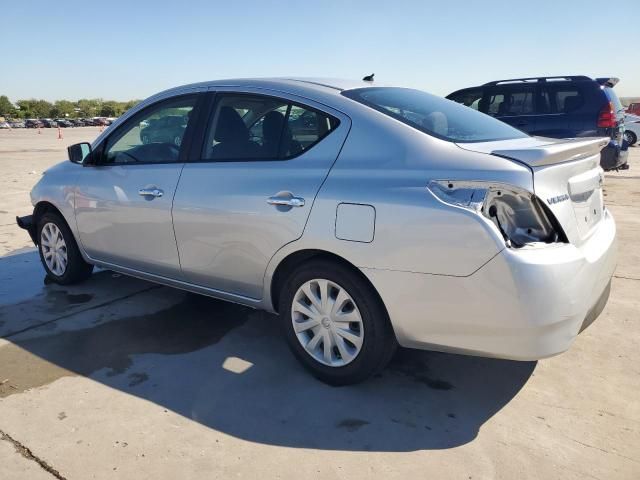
top-left (427, 180), bottom-right (562, 247)
top-left (597, 102), bottom-right (617, 128)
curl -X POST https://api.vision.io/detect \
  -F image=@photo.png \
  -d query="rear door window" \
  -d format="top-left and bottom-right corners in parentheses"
top-left (487, 86), bottom-right (534, 117)
top-left (203, 94), bottom-right (339, 161)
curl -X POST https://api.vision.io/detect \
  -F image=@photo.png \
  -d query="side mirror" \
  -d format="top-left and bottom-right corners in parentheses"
top-left (68, 142), bottom-right (92, 164)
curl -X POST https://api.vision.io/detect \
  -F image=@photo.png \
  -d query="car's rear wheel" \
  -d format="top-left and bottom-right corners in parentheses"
top-left (37, 212), bottom-right (93, 285)
top-left (279, 259), bottom-right (397, 385)
top-left (625, 130), bottom-right (637, 146)
top-left (173, 135), bottom-right (182, 147)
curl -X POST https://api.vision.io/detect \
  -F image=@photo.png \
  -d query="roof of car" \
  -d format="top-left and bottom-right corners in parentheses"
top-left (205, 77), bottom-right (373, 91)
top-left (153, 77), bottom-right (378, 103)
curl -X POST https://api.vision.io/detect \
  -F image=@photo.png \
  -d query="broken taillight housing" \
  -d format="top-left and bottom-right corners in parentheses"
top-left (427, 180), bottom-right (564, 247)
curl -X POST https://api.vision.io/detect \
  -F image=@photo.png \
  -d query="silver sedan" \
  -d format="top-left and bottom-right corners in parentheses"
top-left (18, 78), bottom-right (617, 384)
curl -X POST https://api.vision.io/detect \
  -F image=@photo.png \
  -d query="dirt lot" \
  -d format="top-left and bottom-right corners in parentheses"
top-left (0, 127), bottom-right (639, 479)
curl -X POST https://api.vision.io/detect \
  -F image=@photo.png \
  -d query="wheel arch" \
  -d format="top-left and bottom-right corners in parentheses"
top-left (269, 249), bottom-right (391, 325)
top-left (32, 201), bottom-right (82, 253)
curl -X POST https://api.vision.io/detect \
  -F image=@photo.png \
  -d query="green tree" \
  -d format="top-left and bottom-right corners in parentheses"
top-left (0, 95), bottom-right (15, 116)
top-left (51, 100), bottom-right (76, 118)
top-left (76, 98), bottom-right (102, 117)
top-left (16, 99), bottom-right (53, 118)
top-left (99, 100), bottom-right (119, 117)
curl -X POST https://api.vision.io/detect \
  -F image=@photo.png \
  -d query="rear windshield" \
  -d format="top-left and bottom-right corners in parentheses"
top-left (342, 87), bottom-right (528, 143)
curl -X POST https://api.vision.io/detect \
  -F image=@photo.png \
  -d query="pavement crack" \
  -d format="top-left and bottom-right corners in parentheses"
top-left (0, 428), bottom-right (67, 479)
top-left (613, 274), bottom-right (640, 281)
top-left (3, 285), bottom-right (162, 339)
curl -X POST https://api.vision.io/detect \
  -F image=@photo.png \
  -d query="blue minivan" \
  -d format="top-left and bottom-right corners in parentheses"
top-left (447, 76), bottom-right (628, 170)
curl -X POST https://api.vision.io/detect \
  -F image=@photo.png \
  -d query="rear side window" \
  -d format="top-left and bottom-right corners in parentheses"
top-left (202, 94), bottom-right (339, 161)
top-left (343, 87), bottom-right (528, 143)
top-left (538, 86), bottom-right (585, 114)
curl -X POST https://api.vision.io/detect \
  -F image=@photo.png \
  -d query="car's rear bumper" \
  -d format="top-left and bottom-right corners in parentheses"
top-left (362, 209), bottom-right (617, 360)
top-left (600, 141), bottom-right (628, 170)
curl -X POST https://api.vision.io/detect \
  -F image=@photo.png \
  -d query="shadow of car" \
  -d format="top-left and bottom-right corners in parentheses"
top-left (0, 249), bottom-right (536, 452)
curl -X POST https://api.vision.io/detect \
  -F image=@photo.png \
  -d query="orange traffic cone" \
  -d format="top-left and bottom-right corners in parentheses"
top-left (99, 124), bottom-right (104, 132)
top-left (38, 126), bottom-right (41, 134)
top-left (57, 126), bottom-right (63, 140)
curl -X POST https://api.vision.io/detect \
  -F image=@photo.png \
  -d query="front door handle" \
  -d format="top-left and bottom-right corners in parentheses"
top-left (267, 196), bottom-right (305, 207)
top-left (138, 188), bottom-right (164, 198)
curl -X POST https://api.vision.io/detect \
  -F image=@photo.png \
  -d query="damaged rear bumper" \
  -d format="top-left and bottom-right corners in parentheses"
top-left (361, 209), bottom-right (617, 361)
top-left (16, 215), bottom-right (37, 245)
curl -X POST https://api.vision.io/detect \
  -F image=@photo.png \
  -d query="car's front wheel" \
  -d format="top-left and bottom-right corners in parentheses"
top-left (624, 130), bottom-right (637, 146)
top-left (37, 212), bottom-right (93, 285)
top-left (279, 259), bottom-right (396, 385)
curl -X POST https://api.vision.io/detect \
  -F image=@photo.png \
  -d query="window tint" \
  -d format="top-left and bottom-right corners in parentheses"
top-left (203, 94), bottom-right (339, 161)
top-left (447, 89), bottom-right (483, 111)
top-left (487, 88), bottom-right (534, 117)
top-left (342, 87), bottom-right (528, 143)
top-left (538, 86), bottom-right (584, 114)
top-left (104, 96), bottom-right (196, 164)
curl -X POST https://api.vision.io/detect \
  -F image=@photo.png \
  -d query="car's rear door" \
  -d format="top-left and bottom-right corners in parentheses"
top-left (74, 92), bottom-right (204, 278)
top-left (534, 82), bottom-right (587, 137)
top-left (172, 88), bottom-right (351, 299)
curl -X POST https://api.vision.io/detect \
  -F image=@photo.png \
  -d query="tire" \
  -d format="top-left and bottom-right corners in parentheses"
top-left (279, 259), bottom-right (397, 385)
top-left (37, 212), bottom-right (93, 285)
top-left (624, 130), bottom-right (637, 146)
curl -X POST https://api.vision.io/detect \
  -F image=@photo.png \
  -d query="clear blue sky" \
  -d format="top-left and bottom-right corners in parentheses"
top-left (3, 0), bottom-right (638, 101)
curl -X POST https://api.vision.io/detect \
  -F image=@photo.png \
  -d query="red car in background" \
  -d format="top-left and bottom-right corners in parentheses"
top-left (626, 103), bottom-right (640, 116)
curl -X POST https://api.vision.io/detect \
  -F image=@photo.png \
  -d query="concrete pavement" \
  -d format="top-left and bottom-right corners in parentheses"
top-left (0, 127), bottom-right (638, 479)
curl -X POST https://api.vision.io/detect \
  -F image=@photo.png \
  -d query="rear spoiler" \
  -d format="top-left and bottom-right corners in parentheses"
top-left (491, 137), bottom-right (609, 167)
top-left (596, 77), bottom-right (619, 88)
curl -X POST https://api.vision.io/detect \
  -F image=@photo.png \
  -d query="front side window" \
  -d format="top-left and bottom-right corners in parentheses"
top-left (202, 94), bottom-right (339, 161)
top-left (103, 96), bottom-right (196, 164)
top-left (343, 87), bottom-right (528, 143)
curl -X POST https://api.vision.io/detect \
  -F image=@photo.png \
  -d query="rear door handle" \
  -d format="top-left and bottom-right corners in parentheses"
top-left (138, 188), bottom-right (164, 198)
top-left (267, 196), bottom-right (305, 207)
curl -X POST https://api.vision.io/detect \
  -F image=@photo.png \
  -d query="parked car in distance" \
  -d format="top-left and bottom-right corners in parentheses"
top-left (55, 119), bottom-right (74, 128)
top-left (623, 115), bottom-right (640, 146)
top-left (18, 78), bottom-right (617, 385)
top-left (9, 121), bottom-right (25, 128)
top-left (0, 121), bottom-right (10, 129)
top-left (447, 76), bottom-right (628, 171)
top-left (41, 119), bottom-right (58, 128)
top-left (626, 103), bottom-right (640, 116)
top-left (25, 119), bottom-right (43, 128)
top-left (139, 114), bottom-right (188, 146)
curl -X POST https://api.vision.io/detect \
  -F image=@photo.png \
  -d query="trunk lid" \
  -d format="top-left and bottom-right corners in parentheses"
top-left (457, 136), bottom-right (609, 246)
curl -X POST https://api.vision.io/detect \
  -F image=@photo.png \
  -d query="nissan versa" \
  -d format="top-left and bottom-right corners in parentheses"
top-left (17, 78), bottom-right (617, 385)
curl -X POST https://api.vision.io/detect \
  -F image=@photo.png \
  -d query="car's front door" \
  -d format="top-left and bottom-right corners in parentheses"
top-left (172, 90), bottom-right (350, 299)
top-left (74, 93), bottom-right (202, 278)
